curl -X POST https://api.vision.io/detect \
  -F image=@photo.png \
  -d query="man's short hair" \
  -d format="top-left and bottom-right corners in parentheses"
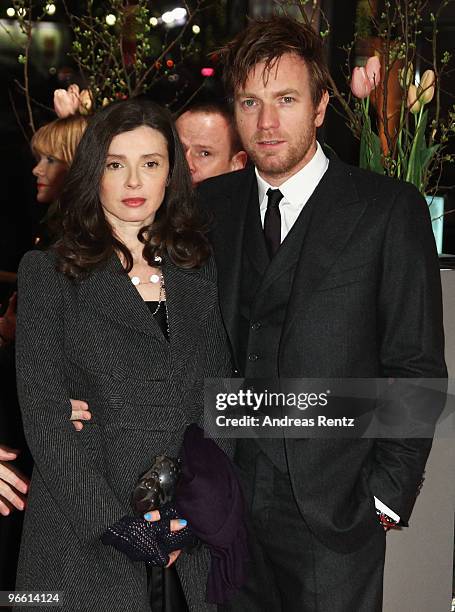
top-left (219, 15), bottom-right (330, 107)
top-left (177, 102), bottom-right (243, 157)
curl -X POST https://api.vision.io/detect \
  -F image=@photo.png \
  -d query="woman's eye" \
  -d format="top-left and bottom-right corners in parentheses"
top-left (106, 161), bottom-right (122, 170)
top-left (145, 160), bottom-right (159, 168)
top-left (46, 156), bottom-right (56, 163)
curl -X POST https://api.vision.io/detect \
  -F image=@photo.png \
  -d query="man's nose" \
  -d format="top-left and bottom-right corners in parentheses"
top-left (257, 104), bottom-right (279, 131)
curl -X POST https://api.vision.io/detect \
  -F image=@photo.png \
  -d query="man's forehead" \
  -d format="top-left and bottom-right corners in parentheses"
top-left (236, 52), bottom-right (308, 93)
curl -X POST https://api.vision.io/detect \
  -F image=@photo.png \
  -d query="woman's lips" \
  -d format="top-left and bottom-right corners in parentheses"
top-left (122, 198), bottom-right (146, 207)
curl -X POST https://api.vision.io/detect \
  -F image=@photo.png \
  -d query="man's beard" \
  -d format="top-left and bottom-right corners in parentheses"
top-left (245, 126), bottom-right (316, 180)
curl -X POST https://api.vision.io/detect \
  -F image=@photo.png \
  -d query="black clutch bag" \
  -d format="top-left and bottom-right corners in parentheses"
top-left (131, 455), bottom-right (182, 515)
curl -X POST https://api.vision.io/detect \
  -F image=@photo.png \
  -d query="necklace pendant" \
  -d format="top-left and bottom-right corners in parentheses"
top-left (150, 274), bottom-right (160, 284)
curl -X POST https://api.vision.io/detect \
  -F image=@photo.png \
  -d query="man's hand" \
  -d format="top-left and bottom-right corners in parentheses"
top-left (144, 509), bottom-right (188, 567)
top-left (0, 445), bottom-right (29, 515)
top-left (70, 399), bottom-right (92, 431)
top-left (0, 292), bottom-right (17, 346)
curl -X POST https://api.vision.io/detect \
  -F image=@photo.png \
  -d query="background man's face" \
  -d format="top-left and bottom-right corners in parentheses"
top-left (176, 111), bottom-right (246, 184)
top-left (234, 53), bottom-right (328, 185)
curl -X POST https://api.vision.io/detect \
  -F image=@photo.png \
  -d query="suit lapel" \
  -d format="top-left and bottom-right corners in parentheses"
top-left (281, 156), bottom-right (367, 346)
top-left (211, 168), bottom-right (257, 362)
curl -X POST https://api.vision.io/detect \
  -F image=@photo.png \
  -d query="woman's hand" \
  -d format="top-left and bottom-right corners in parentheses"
top-left (70, 399), bottom-right (92, 430)
top-left (144, 509), bottom-right (189, 567)
top-left (0, 292), bottom-right (17, 346)
top-left (0, 445), bottom-right (29, 515)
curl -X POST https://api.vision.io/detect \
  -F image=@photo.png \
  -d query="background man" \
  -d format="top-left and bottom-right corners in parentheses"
top-left (176, 102), bottom-right (247, 185)
top-left (197, 16), bottom-right (447, 611)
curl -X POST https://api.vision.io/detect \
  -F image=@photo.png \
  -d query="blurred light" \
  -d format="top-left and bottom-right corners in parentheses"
top-left (192, 25), bottom-right (200, 34)
top-left (201, 67), bottom-right (215, 77)
top-left (6, 7), bottom-right (15, 17)
top-left (17, 7), bottom-right (26, 17)
top-left (172, 7), bottom-right (187, 21)
top-left (149, 17), bottom-right (158, 26)
top-left (168, 74), bottom-right (179, 82)
top-left (45, 3), bottom-right (56, 15)
top-left (105, 14), bottom-right (116, 26)
top-left (166, 59), bottom-right (174, 68)
top-left (161, 11), bottom-right (174, 24)
top-left (162, 7), bottom-right (187, 27)
top-left (49, 67), bottom-right (57, 75)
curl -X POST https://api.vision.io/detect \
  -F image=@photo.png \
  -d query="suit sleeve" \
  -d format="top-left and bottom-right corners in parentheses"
top-left (368, 184), bottom-right (447, 524)
top-left (15, 251), bottom-right (125, 543)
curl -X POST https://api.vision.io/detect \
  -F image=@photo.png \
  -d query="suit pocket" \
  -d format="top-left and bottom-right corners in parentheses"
top-left (316, 262), bottom-right (375, 292)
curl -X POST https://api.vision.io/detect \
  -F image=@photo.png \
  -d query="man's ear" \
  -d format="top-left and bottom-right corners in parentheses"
top-left (315, 90), bottom-right (329, 128)
top-left (230, 150), bottom-right (248, 172)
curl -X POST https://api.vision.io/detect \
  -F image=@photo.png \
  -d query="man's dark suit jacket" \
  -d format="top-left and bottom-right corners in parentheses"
top-left (198, 153), bottom-right (447, 552)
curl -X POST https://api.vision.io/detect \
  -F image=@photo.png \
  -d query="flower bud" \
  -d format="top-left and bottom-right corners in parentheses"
top-left (418, 69), bottom-right (435, 104)
top-left (365, 56), bottom-right (381, 88)
top-left (399, 62), bottom-right (413, 89)
top-left (407, 84), bottom-right (421, 113)
top-left (78, 89), bottom-right (93, 115)
top-left (350, 66), bottom-right (372, 99)
top-left (53, 87), bottom-right (80, 118)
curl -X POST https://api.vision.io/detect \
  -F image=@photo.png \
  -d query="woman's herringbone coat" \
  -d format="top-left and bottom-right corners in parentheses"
top-left (15, 249), bottom-right (232, 612)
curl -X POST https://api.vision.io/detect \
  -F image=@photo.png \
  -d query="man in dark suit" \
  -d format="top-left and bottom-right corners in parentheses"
top-left (197, 16), bottom-right (447, 612)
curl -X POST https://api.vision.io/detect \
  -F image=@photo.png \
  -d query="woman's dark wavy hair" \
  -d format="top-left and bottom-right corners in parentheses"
top-left (53, 97), bottom-right (210, 279)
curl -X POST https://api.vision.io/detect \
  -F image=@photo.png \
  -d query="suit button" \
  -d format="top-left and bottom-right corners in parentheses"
top-left (250, 321), bottom-right (262, 331)
top-left (248, 353), bottom-right (259, 362)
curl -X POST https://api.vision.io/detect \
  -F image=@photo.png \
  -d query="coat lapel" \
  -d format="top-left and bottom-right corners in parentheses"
top-left (281, 156), bottom-right (368, 346)
top-left (78, 253), bottom-right (214, 352)
top-left (79, 254), bottom-right (166, 340)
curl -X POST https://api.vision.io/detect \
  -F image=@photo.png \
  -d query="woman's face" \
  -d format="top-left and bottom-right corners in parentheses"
top-left (99, 126), bottom-right (170, 231)
top-left (32, 153), bottom-right (68, 203)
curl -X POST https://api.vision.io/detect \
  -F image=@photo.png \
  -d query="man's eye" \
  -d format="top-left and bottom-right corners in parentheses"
top-left (199, 151), bottom-right (210, 157)
top-left (242, 99), bottom-right (256, 108)
top-left (282, 96), bottom-right (294, 104)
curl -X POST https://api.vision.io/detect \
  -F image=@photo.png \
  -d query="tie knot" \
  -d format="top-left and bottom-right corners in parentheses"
top-left (266, 188), bottom-right (283, 209)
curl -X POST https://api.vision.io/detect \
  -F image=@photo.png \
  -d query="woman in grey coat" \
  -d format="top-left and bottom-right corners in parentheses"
top-left (15, 99), bottom-right (232, 612)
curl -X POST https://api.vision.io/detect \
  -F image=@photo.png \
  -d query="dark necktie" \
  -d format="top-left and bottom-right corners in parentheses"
top-left (264, 188), bottom-right (283, 258)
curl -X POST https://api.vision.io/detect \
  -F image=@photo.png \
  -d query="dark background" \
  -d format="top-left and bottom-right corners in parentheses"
top-left (0, 0), bottom-right (454, 278)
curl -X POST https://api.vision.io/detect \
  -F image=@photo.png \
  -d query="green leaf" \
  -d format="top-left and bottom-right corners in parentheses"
top-left (359, 116), bottom-right (383, 175)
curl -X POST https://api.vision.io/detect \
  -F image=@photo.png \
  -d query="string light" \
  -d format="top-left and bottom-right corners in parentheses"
top-left (105, 14), bottom-right (116, 26)
top-left (192, 25), bottom-right (200, 34)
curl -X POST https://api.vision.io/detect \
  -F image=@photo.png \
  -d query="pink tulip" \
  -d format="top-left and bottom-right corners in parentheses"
top-left (350, 56), bottom-right (381, 99)
top-left (53, 85), bottom-right (80, 118)
top-left (365, 56), bottom-right (381, 87)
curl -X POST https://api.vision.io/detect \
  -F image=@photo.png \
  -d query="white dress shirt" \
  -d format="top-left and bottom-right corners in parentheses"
top-left (256, 141), bottom-right (329, 240)
top-left (254, 141), bottom-right (400, 525)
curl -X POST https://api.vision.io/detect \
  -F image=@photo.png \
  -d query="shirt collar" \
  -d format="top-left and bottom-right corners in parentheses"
top-left (256, 141), bottom-right (329, 210)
